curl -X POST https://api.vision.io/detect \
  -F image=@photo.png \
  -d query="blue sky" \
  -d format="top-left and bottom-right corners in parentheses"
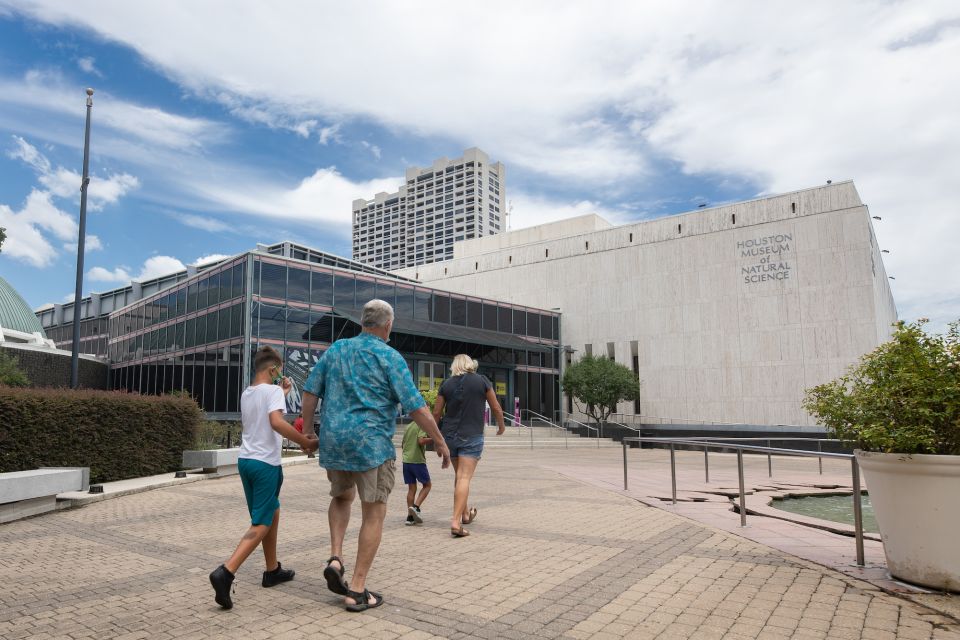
top-left (0, 2), bottom-right (958, 330)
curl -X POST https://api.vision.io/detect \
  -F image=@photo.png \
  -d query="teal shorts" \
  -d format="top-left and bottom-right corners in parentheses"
top-left (238, 458), bottom-right (283, 527)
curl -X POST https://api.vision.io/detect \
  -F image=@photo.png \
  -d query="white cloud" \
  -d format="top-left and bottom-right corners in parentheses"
top-left (508, 192), bottom-right (630, 230)
top-left (193, 253), bottom-right (231, 266)
top-left (87, 254), bottom-right (186, 284)
top-left (360, 141), bottom-right (382, 160)
top-left (0, 69), bottom-right (229, 152)
top-left (171, 212), bottom-right (231, 233)
top-left (187, 166), bottom-right (401, 227)
top-left (87, 265), bottom-right (132, 283)
top-left (317, 124), bottom-right (342, 145)
top-left (3, 1), bottom-right (960, 325)
top-left (76, 56), bottom-right (102, 77)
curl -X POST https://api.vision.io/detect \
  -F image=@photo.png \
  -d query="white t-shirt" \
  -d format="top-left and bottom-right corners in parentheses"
top-left (239, 384), bottom-right (287, 466)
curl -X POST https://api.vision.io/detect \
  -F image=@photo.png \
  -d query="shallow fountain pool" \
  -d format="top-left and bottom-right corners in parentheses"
top-left (772, 493), bottom-right (879, 533)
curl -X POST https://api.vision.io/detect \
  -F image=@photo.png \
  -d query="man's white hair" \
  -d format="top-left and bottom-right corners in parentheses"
top-left (361, 298), bottom-right (394, 328)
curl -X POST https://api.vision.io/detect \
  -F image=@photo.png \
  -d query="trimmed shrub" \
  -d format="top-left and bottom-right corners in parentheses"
top-left (193, 420), bottom-right (242, 450)
top-left (0, 386), bottom-right (203, 483)
top-left (0, 351), bottom-right (30, 387)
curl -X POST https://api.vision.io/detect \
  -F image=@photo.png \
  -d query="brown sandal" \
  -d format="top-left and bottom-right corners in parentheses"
top-left (450, 526), bottom-right (470, 537)
top-left (461, 507), bottom-right (478, 525)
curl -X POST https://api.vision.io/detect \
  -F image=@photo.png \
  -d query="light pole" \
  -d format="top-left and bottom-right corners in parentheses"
top-left (70, 88), bottom-right (94, 389)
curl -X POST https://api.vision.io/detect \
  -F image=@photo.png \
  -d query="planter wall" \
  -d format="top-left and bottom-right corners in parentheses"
top-left (856, 450), bottom-right (960, 592)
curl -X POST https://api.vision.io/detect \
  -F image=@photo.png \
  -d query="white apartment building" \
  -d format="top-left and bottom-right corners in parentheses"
top-left (352, 148), bottom-right (506, 270)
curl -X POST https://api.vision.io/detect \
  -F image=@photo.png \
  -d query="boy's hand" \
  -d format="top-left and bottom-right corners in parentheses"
top-left (301, 433), bottom-right (318, 454)
top-left (280, 376), bottom-right (293, 396)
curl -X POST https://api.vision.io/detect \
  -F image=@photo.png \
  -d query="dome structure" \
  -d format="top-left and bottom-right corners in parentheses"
top-left (0, 276), bottom-right (48, 342)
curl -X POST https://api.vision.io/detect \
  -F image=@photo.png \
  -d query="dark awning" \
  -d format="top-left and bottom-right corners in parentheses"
top-left (333, 306), bottom-right (553, 352)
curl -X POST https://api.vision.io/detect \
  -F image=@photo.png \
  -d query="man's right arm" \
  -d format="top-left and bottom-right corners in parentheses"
top-left (301, 392), bottom-right (319, 431)
top-left (409, 406), bottom-right (450, 469)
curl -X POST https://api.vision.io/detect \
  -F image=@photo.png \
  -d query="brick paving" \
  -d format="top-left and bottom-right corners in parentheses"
top-left (1, 446), bottom-right (959, 639)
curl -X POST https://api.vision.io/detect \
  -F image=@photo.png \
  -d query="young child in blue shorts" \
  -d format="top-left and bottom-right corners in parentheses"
top-left (401, 418), bottom-right (433, 525)
top-left (209, 346), bottom-right (318, 609)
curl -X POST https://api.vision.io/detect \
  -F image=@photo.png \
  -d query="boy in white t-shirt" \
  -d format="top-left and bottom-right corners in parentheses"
top-left (209, 346), bottom-right (318, 609)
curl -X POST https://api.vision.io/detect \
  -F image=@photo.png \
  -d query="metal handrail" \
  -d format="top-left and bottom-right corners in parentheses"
top-left (621, 436), bottom-right (865, 567)
top-left (610, 412), bottom-right (814, 430)
top-left (565, 418), bottom-right (601, 449)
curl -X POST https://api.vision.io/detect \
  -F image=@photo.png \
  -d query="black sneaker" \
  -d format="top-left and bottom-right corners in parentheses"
top-left (209, 564), bottom-right (235, 609)
top-left (405, 513), bottom-right (416, 526)
top-left (262, 562), bottom-right (295, 587)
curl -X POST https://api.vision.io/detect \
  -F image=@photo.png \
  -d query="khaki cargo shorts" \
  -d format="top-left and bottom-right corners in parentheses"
top-left (327, 459), bottom-right (396, 504)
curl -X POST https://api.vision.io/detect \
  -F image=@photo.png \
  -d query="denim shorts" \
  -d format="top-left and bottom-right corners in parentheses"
top-left (445, 433), bottom-right (484, 459)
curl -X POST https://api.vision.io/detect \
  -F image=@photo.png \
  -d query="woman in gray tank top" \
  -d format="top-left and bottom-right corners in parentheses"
top-left (433, 354), bottom-right (506, 537)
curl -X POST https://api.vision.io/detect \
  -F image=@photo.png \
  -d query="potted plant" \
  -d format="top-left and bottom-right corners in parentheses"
top-left (803, 319), bottom-right (960, 591)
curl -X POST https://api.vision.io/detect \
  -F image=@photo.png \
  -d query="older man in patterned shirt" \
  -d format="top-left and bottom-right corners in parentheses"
top-left (301, 298), bottom-right (450, 612)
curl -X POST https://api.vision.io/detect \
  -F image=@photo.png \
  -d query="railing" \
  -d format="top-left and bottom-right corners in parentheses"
top-left (610, 413), bottom-right (813, 430)
top-left (621, 436), bottom-right (865, 566)
top-left (526, 409), bottom-right (570, 449)
top-left (565, 418), bottom-right (601, 448)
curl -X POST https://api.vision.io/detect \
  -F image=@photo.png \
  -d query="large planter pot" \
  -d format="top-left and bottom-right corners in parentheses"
top-left (856, 450), bottom-right (960, 591)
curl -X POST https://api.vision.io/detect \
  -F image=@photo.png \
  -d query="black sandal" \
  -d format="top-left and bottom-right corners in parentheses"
top-left (345, 588), bottom-right (384, 612)
top-left (323, 556), bottom-right (349, 595)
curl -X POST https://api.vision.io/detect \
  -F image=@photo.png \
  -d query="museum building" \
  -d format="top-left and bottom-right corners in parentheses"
top-left (35, 242), bottom-right (561, 420)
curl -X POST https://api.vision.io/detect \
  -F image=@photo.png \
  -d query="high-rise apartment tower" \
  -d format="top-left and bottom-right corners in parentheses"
top-left (352, 148), bottom-right (506, 270)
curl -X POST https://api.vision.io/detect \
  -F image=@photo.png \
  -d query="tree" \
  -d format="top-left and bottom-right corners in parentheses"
top-left (803, 319), bottom-right (960, 455)
top-left (562, 354), bottom-right (641, 427)
top-left (0, 351), bottom-right (30, 387)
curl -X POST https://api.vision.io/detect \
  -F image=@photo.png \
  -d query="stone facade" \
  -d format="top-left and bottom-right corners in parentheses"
top-left (398, 181), bottom-right (898, 426)
top-left (0, 344), bottom-right (108, 390)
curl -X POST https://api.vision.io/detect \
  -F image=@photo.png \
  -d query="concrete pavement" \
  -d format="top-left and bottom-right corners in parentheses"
top-left (0, 445), bottom-right (958, 639)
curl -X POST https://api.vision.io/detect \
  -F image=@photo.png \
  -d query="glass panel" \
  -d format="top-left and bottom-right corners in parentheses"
top-left (528, 313), bottom-right (541, 339)
top-left (258, 304), bottom-right (286, 340)
top-left (197, 277), bottom-right (209, 310)
top-left (187, 283), bottom-right (198, 313)
top-left (219, 268), bottom-right (232, 303)
top-left (376, 281), bottom-right (396, 307)
top-left (310, 271), bottom-right (333, 305)
top-left (334, 275), bottom-right (355, 307)
top-left (195, 314), bottom-right (207, 346)
top-left (395, 286), bottom-right (414, 319)
top-left (231, 304), bottom-right (243, 338)
top-left (309, 310), bottom-right (333, 343)
top-left (219, 307), bottom-right (230, 341)
top-left (158, 295), bottom-right (168, 323)
top-left (288, 267), bottom-right (310, 302)
top-left (232, 263), bottom-right (245, 300)
top-left (498, 306), bottom-right (512, 333)
top-left (208, 272), bottom-right (221, 307)
top-left (332, 316), bottom-right (360, 341)
top-left (483, 303), bottom-right (498, 331)
top-left (433, 294), bottom-right (450, 324)
top-left (355, 278), bottom-right (376, 307)
top-left (183, 318), bottom-right (197, 349)
top-left (513, 309), bottom-right (527, 336)
top-left (166, 292), bottom-right (177, 320)
top-left (466, 300), bottom-right (482, 329)
top-left (176, 288), bottom-right (186, 316)
top-left (414, 288), bottom-right (431, 321)
top-left (450, 297), bottom-right (466, 326)
top-left (203, 353), bottom-right (217, 412)
top-left (286, 307), bottom-right (310, 342)
top-left (215, 361), bottom-right (229, 412)
top-left (175, 322), bottom-right (184, 350)
top-left (260, 262), bottom-right (287, 299)
top-left (227, 358), bottom-right (240, 412)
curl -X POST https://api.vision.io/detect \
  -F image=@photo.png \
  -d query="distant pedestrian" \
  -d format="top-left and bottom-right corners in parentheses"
top-left (433, 354), bottom-right (505, 537)
top-left (209, 346), bottom-right (318, 610)
top-left (401, 405), bottom-right (434, 525)
top-left (301, 299), bottom-right (450, 612)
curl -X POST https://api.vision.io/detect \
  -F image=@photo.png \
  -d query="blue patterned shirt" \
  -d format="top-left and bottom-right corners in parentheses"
top-left (304, 332), bottom-right (425, 471)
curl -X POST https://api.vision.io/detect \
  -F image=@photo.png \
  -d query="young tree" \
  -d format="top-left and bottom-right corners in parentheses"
top-left (0, 351), bottom-right (30, 387)
top-left (562, 354), bottom-right (641, 427)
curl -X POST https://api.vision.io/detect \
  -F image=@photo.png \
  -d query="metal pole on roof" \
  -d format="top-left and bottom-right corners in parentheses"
top-left (70, 88), bottom-right (94, 389)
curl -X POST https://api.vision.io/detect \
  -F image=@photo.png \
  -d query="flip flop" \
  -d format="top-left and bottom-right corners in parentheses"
top-left (450, 526), bottom-right (470, 537)
top-left (323, 556), bottom-right (349, 595)
top-left (461, 507), bottom-right (478, 525)
top-left (345, 588), bottom-right (384, 612)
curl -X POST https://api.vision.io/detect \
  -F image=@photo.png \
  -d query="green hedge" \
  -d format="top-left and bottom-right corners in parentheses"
top-left (0, 386), bottom-right (203, 483)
